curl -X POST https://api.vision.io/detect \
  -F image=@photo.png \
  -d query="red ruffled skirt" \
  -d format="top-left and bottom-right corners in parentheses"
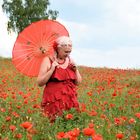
top-left (41, 79), bottom-right (79, 120)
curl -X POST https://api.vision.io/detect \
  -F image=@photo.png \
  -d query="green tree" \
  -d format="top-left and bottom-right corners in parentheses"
top-left (2, 0), bottom-right (59, 34)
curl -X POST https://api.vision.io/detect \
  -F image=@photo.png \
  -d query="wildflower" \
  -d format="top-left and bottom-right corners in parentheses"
top-left (129, 118), bottom-right (136, 124)
top-left (114, 118), bottom-right (122, 125)
top-left (100, 114), bottom-right (107, 119)
top-left (32, 104), bottom-right (40, 109)
top-left (64, 128), bottom-right (80, 140)
top-left (112, 92), bottom-right (117, 97)
top-left (9, 125), bottom-right (16, 132)
top-left (110, 103), bottom-right (116, 108)
top-left (87, 138), bottom-right (92, 140)
top-left (0, 108), bottom-right (6, 112)
top-left (89, 110), bottom-right (97, 116)
top-left (56, 132), bottom-right (65, 139)
top-left (121, 116), bottom-right (127, 121)
top-left (5, 116), bottom-right (11, 122)
top-left (70, 128), bottom-right (80, 137)
top-left (116, 133), bottom-right (124, 139)
top-left (89, 99), bottom-right (92, 102)
top-left (27, 127), bottom-right (38, 135)
top-left (92, 134), bottom-right (103, 140)
top-left (3, 137), bottom-right (8, 140)
top-left (135, 113), bottom-right (140, 119)
top-left (80, 103), bottom-right (87, 112)
top-left (83, 127), bottom-right (95, 136)
top-left (16, 105), bottom-right (21, 109)
top-left (88, 123), bottom-right (94, 128)
top-left (12, 112), bottom-right (20, 118)
top-left (24, 100), bottom-right (28, 104)
top-left (87, 92), bottom-right (92, 96)
top-left (129, 136), bottom-right (136, 140)
top-left (65, 114), bottom-right (73, 120)
top-left (20, 122), bottom-right (33, 130)
top-left (15, 133), bottom-right (22, 139)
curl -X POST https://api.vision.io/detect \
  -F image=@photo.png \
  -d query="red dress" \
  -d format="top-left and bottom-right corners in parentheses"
top-left (41, 62), bottom-right (79, 120)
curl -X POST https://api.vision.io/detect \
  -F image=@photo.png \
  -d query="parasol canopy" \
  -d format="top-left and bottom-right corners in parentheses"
top-left (12, 20), bottom-right (69, 77)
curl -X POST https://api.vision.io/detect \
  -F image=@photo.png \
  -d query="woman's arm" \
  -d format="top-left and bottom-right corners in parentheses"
top-left (69, 58), bottom-right (82, 85)
top-left (74, 68), bottom-right (82, 84)
top-left (37, 57), bottom-right (58, 87)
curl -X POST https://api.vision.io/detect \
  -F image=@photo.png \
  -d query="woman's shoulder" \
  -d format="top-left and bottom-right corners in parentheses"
top-left (42, 56), bottom-right (51, 63)
top-left (41, 56), bottom-right (52, 68)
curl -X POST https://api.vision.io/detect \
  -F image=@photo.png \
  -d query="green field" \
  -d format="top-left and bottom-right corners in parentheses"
top-left (0, 58), bottom-right (140, 140)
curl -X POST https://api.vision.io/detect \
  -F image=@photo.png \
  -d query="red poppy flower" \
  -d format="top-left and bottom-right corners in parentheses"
top-left (112, 92), bottom-right (117, 97)
top-left (63, 129), bottom-right (79, 140)
top-left (116, 133), bottom-right (124, 139)
top-left (135, 113), bottom-right (140, 119)
top-left (129, 118), bottom-right (135, 124)
top-left (9, 125), bottom-right (16, 132)
top-left (88, 123), bottom-right (94, 128)
top-left (56, 132), bottom-right (65, 139)
top-left (87, 92), bottom-right (92, 96)
top-left (15, 133), bottom-right (22, 139)
top-left (129, 136), bottom-right (136, 140)
top-left (121, 116), bottom-right (127, 121)
top-left (12, 112), bottom-right (20, 117)
top-left (80, 103), bottom-right (87, 112)
top-left (89, 110), bottom-right (97, 116)
top-left (114, 118), bottom-right (122, 125)
top-left (0, 108), bottom-right (6, 112)
top-left (69, 128), bottom-right (80, 137)
top-left (92, 134), bottom-right (103, 140)
top-left (20, 121), bottom-right (33, 129)
top-left (65, 114), bottom-right (73, 120)
top-left (5, 116), bottom-right (11, 122)
top-left (83, 127), bottom-right (95, 136)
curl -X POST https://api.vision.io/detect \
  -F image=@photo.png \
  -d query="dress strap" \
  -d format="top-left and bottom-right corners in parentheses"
top-left (48, 57), bottom-right (53, 64)
top-left (68, 56), bottom-right (71, 64)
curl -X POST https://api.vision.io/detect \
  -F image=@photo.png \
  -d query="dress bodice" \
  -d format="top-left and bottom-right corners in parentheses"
top-left (50, 64), bottom-right (76, 81)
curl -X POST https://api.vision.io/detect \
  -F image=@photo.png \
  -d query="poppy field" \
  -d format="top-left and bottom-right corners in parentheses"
top-left (0, 58), bottom-right (140, 140)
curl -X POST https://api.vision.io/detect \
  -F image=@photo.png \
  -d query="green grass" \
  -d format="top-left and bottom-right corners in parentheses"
top-left (0, 58), bottom-right (140, 140)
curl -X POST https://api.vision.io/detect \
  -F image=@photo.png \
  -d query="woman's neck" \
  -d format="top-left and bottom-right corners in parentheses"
top-left (56, 57), bottom-right (66, 64)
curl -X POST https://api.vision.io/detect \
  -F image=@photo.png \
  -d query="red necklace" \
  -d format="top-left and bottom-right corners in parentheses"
top-left (57, 58), bottom-right (66, 64)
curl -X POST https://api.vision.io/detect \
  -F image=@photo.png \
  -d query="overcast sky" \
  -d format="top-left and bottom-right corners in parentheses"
top-left (0, 0), bottom-right (140, 69)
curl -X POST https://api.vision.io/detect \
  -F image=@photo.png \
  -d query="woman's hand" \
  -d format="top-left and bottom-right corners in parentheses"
top-left (69, 63), bottom-right (77, 72)
top-left (51, 61), bottom-right (59, 71)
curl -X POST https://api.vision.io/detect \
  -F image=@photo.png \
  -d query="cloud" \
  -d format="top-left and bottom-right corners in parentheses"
top-left (0, 1), bottom-right (140, 69)
top-left (50, 0), bottom-right (96, 7)
top-left (102, 0), bottom-right (140, 28)
top-left (0, 5), bottom-right (17, 57)
top-left (71, 46), bottom-right (140, 69)
top-left (56, 0), bottom-right (140, 51)
top-left (57, 19), bottom-right (89, 45)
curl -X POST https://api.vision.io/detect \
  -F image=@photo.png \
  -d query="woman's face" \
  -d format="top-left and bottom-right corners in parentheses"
top-left (57, 45), bottom-right (72, 59)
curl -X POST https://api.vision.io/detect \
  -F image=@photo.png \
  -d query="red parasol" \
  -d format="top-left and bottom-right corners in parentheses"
top-left (12, 20), bottom-right (69, 77)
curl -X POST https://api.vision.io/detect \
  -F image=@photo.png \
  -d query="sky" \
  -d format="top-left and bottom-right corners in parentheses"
top-left (0, 0), bottom-right (140, 69)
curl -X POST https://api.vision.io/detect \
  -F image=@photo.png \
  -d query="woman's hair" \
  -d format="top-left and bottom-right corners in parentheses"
top-left (55, 36), bottom-right (72, 48)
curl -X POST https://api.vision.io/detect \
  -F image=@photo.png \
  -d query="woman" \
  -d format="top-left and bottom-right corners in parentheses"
top-left (37, 36), bottom-right (82, 121)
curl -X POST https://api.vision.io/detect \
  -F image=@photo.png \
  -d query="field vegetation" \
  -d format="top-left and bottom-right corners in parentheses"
top-left (0, 58), bottom-right (140, 140)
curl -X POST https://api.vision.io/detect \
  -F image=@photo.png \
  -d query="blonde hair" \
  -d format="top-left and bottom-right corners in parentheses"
top-left (56, 36), bottom-right (72, 47)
